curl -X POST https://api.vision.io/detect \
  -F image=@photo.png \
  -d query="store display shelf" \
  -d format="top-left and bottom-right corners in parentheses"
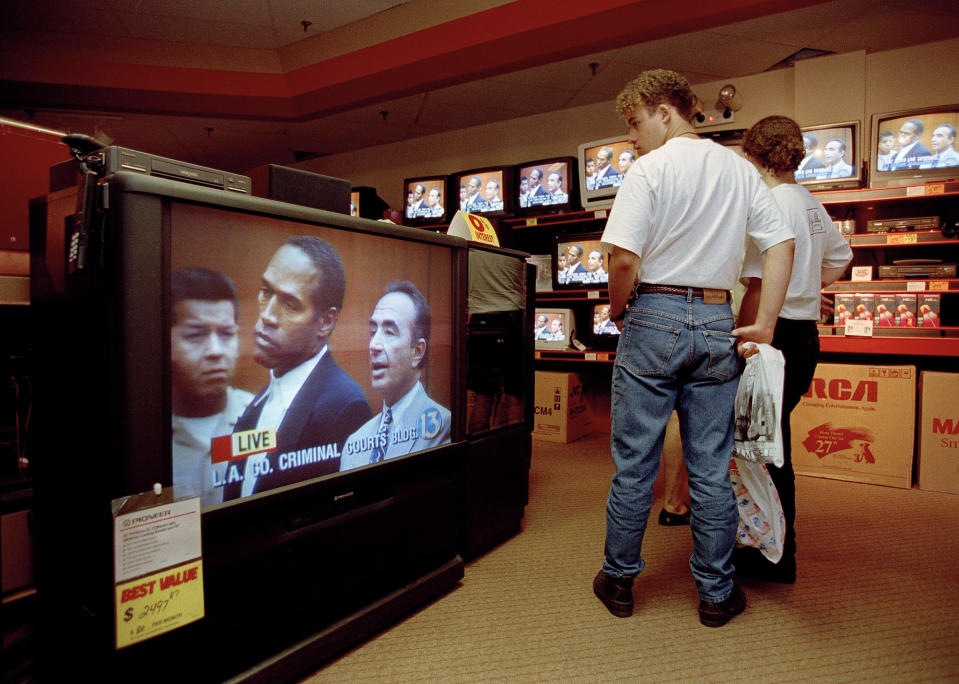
top-left (505, 209), bottom-right (607, 229)
top-left (846, 230), bottom-right (957, 248)
top-left (534, 348), bottom-right (616, 363)
top-left (536, 289), bottom-right (609, 302)
top-left (814, 180), bottom-right (959, 205)
top-left (818, 329), bottom-right (959, 356)
top-left (824, 279), bottom-right (958, 293)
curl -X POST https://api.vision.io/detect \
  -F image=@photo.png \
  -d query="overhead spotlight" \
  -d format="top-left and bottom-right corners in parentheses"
top-left (717, 84), bottom-right (744, 117)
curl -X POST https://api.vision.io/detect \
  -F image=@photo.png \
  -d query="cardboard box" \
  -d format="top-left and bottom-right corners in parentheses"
top-left (791, 363), bottom-right (915, 488)
top-left (918, 371), bottom-right (959, 494)
top-left (533, 371), bottom-right (592, 443)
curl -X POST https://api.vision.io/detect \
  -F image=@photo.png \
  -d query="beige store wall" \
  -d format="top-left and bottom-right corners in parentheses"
top-left (293, 37), bottom-right (959, 211)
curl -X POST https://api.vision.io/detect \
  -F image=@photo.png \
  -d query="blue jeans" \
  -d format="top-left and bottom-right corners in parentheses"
top-left (602, 289), bottom-right (742, 602)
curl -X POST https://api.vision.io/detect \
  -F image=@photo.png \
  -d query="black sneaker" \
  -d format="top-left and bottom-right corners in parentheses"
top-left (733, 546), bottom-right (796, 584)
top-left (593, 569), bottom-right (634, 618)
top-left (698, 582), bottom-right (746, 628)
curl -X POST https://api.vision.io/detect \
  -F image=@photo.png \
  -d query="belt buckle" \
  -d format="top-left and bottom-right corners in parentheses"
top-left (702, 288), bottom-right (726, 304)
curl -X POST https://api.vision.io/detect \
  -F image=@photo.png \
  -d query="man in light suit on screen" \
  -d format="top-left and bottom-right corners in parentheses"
top-left (340, 280), bottom-right (451, 470)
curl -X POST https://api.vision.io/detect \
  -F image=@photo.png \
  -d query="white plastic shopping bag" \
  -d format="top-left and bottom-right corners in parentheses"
top-left (733, 343), bottom-right (785, 467)
top-left (729, 456), bottom-right (785, 563)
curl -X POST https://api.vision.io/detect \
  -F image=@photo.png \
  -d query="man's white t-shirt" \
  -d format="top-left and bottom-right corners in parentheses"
top-left (741, 183), bottom-right (852, 320)
top-left (601, 137), bottom-right (792, 291)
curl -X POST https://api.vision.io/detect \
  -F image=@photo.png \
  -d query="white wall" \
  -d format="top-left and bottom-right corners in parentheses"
top-left (291, 37), bottom-right (959, 211)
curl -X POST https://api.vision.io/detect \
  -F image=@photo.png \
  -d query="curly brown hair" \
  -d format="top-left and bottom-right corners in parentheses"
top-left (615, 69), bottom-right (697, 122)
top-left (743, 115), bottom-right (805, 173)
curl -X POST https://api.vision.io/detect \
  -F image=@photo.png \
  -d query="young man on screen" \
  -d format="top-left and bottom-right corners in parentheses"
top-left (876, 130), bottom-right (896, 171)
top-left (170, 268), bottom-right (253, 507)
top-left (593, 68), bottom-right (794, 627)
top-left (340, 280), bottom-right (450, 470)
top-left (222, 236), bottom-right (372, 499)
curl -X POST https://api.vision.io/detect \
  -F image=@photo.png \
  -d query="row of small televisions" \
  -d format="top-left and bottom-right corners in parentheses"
top-left (534, 305), bottom-right (621, 352)
top-left (399, 102), bottom-right (959, 227)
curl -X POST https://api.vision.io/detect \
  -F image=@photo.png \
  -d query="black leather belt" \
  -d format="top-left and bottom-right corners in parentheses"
top-left (637, 284), bottom-right (728, 303)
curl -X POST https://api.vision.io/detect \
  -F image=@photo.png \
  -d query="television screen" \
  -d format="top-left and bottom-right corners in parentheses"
top-left (577, 136), bottom-right (633, 210)
top-left (552, 232), bottom-right (609, 290)
top-left (403, 176), bottom-right (449, 225)
top-left (451, 166), bottom-right (514, 218)
top-left (533, 308), bottom-right (575, 350)
top-left (514, 156), bottom-right (578, 215)
top-left (793, 121), bottom-right (862, 191)
top-left (590, 303), bottom-right (621, 338)
top-left (869, 105), bottom-right (959, 188)
top-left (169, 202), bottom-right (455, 506)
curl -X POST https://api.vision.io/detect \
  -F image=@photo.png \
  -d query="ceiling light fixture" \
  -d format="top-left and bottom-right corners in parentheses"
top-left (717, 84), bottom-right (743, 116)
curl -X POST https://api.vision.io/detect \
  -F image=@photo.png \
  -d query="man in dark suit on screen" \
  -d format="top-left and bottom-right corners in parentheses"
top-left (222, 235), bottom-right (372, 499)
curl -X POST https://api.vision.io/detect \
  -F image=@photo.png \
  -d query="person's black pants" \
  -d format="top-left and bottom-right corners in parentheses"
top-left (769, 317), bottom-right (820, 562)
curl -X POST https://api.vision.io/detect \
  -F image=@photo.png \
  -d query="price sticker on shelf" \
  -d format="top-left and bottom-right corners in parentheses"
top-left (906, 281), bottom-right (927, 291)
top-left (525, 218), bottom-right (539, 227)
top-left (587, 290), bottom-right (601, 299)
top-left (929, 281), bottom-right (949, 291)
top-left (886, 233), bottom-right (918, 245)
top-left (924, 183), bottom-right (945, 196)
top-left (851, 266), bottom-right (873, 281)
top-left (844, 318), bottom-right (874, 337)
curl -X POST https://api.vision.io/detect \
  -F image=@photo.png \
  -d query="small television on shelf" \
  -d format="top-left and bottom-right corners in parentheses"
top-left (403, 175), bottom-right (450, 226)
top-left (793, 121), bottom-right (863, 191)
top-left (450, 165), bottom-right (514, 219)
top-left (868, 104), bottom-right (959, 189)
top-left (587, 302), bottom-right (621, 350)
top-left (552, 232), bottom-right (610, 291)
top-left (351, 186), bottom-right (389, 220)
top-left (514, 156), bottom-right (579, 216)
top-left (577, 135), bottom-right (633, 210)
top-left (533, 308), bottom-right (575, 350)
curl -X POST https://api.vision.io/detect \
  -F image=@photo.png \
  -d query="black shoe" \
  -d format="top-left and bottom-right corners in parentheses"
top-left (698, 582), bottom-right (746, 628)
top-left (733, 546), bottom-right (796, 584)
top-left (658, 508), bottom-right (690, 526)
top-left (593, 570), bottom-right (634, 618)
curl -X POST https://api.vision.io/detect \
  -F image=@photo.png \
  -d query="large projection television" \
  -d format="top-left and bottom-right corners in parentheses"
top-left (30, 172), bottom-right (470, 681)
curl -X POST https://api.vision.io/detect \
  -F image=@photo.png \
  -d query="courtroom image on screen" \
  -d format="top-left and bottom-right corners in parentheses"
top-left (169, 204), bottom-right (453, 505)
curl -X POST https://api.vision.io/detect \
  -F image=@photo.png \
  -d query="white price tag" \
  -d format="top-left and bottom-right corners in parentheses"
top-left (851, 266), bottom-right (872, 281)
top-left (906, 281), bottom-right (927, 291)
top-left (844, 318), bottom-right (874, 337)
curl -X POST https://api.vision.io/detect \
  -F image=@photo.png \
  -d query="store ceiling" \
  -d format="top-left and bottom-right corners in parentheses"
top-left (2, 0), bottom-right (958, 173)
